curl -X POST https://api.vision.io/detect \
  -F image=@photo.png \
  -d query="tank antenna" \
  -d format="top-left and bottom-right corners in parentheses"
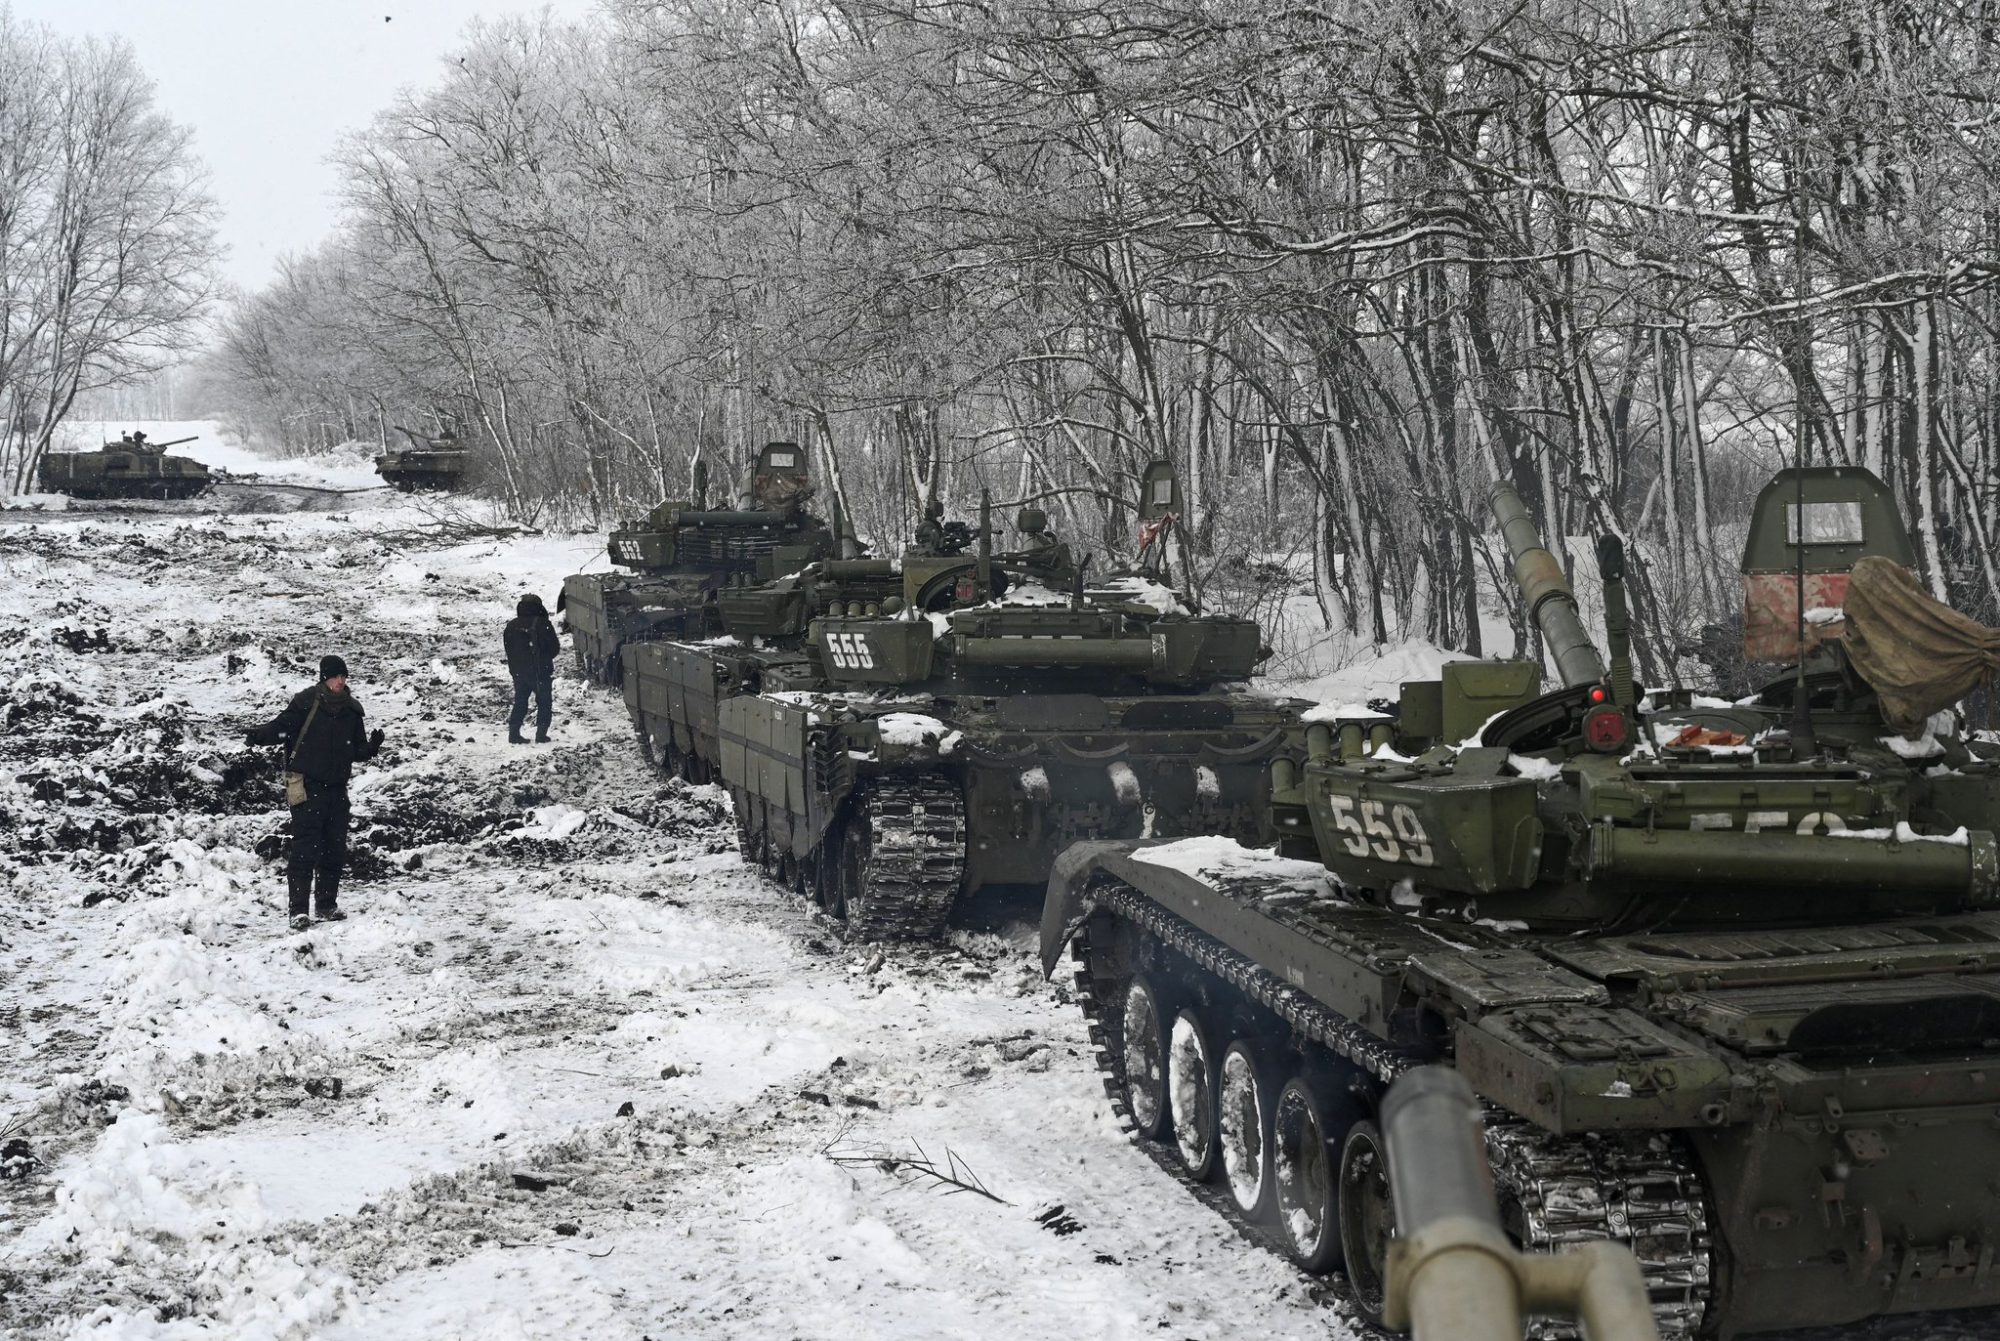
top-left (1789, 190), bottom-right (1817, 758)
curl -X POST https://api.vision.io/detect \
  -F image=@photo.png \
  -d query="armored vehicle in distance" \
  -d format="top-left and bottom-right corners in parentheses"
top-left (37, 432), bottom-right (209, 500)
top-left (375, 426), bottom-right (470, 492)
top-left (560, 442), bottom-right (839, 685)
top-left (1044, 465), bottom-right (2000, 1337)
top-left (704, 469), bottom-right (1301, 941)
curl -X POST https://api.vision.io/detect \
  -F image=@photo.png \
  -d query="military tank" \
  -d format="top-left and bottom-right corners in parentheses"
top-left (621, 531), bottom-right (939, 784)
top-left (558, 443), bottom-right (839, 685)
top-left (1041, 464), bottom-right (2000, 1337)
top-left (701, 463), bottom-right (1302, 940)
top-left (37, 431), bottom-right (209, 500)
top-left (375, 426), bottom-right (470, 492)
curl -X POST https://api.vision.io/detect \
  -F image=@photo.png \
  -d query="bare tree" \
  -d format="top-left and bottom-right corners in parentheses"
top-left (0, 15), bottom-right (218, 492)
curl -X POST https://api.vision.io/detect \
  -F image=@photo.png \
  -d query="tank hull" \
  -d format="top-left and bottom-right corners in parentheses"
top-left (374, 450), bottom-right (469, 492)
top-left (1043, 839), bottom-right (2000, 1337)
top-left (713, 688), bottom-right (1298, 936)
top-left (36, 450), bottom-right (210, 500)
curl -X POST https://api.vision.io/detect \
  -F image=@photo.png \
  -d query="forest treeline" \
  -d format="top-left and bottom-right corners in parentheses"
top-left (0, 9), bottom-right (219, 496)
top-left (196, 0), bottom-right (2000, 678)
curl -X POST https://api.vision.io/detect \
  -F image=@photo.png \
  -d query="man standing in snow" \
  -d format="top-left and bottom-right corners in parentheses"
top-left (247, 656), bottom-right (384, 931)
top-left (505, 593), bottom-right (561, 744)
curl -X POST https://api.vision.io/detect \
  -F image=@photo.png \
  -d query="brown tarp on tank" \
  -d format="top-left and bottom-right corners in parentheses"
top-left (1842, 555), bottom-right (2000, 733)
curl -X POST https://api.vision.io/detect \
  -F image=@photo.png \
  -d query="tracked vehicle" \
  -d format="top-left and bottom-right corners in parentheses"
top-left (37, 432), bottom-right (209, 500)
top-left (558, 443), bottom-right (839, 685)
top-left (697, 463), bottom-right (1302, 940)
top-left (375, 426), bottom-right (470, 492)
top-left (1043, 466), bottom-right (2000, 1337)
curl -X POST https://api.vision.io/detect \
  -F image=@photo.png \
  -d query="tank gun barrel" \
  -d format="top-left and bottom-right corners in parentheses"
top-left (150, 435), bottom-right (199, 448)
top-left (1488, 481), bottom-right (1606, 689)
top-left (673, 507), bottom-right (796, 527)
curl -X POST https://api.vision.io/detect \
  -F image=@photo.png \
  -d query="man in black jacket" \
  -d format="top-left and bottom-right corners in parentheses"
top-left (247, 655), bottom-right (384, 930)
top-left (505, 593), bottom-right (561, 744)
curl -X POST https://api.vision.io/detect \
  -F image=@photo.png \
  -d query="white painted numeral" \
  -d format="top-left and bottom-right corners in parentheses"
top-left (1392, 804), bottom-right (1435, 866)
top-left (1328, 795), bottom-right (1435, 867)
top-left (826, 631), bottom-right (875, 671)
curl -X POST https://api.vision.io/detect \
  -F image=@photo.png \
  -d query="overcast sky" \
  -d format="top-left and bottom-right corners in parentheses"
top-left (13, 0), bottom-right (598, 295)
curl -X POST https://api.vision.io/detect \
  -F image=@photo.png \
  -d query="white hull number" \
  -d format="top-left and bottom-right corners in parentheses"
top-left (1328, 795), bottom-right (1436, 866)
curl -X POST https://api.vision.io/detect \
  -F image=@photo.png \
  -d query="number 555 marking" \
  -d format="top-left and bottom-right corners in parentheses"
top-left (826, 631), bottom-right (876, 670)
top-left (1328, 796), bottom-right (1435, 867)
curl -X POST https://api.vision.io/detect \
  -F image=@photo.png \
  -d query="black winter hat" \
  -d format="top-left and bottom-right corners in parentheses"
top-left (517, 593), bottom-right (545, 617)
top-left (320, 654), bottom-right (349, 681)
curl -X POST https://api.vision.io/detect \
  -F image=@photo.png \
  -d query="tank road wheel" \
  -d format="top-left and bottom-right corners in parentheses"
top-left (1217, 1039), bottom-right (1281, 1219)
top-left (1273, 1074), bottom-right (1358, 1274)
top-left (1117, 975), bottom-right (1173, 1141)
top-left (1335, 1119), bottom-right (1394, 1326)
top-left (1167, 1008), bottom-right (1222, 1180)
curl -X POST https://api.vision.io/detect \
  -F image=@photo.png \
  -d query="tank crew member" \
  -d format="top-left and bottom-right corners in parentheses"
top-left (247, 655), bottom-right (384, 930)
top-left (505, 593), bottom-right (561, 744)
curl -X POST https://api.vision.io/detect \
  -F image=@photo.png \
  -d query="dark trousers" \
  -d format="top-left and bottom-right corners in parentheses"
top-left (509, 670), bottom-right (553, 739)
top-left (287, 780), bottom-right (350, 914)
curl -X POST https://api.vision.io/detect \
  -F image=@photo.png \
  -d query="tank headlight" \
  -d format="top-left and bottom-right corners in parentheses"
top-left (1583, 706), bottom-right (1628, 752)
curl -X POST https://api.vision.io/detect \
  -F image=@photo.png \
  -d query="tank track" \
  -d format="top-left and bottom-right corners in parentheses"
top-left (1069, 874), bottom-right (1712, 1340)
top-left (847, 775), bottom-right (966, 941)
top-left (1486, 1119), bottom-right (1711, 1341)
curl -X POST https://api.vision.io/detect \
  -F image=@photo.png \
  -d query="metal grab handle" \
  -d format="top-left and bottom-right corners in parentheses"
top-left (1381, 1068), bottom-right (1661, 1341)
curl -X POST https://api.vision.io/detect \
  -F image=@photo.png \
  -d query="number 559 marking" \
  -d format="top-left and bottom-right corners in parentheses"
top-left (1328, 796), bottom-right (1435, 866)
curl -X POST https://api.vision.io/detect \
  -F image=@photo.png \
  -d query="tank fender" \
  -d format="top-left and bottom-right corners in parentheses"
top-left (1041, 839), bottom-right (1160, 977)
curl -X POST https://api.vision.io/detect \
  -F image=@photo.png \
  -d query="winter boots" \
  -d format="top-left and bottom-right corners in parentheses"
top-left (509, 729), bottom-right (528, 744)
top-left (316, 871), bottom-right (342, 921)
top-left (286, 868), bottom-right (346, 928)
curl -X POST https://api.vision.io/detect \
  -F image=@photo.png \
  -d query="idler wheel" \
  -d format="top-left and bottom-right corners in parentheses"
top-left (1274, 1075), bottom-right (1349, 1273)
top-left (1217, 1039), bottom-right (1280, 1219)
top-left (1335, 1118), bottom-right (1394, 1325)
top-left (1117, 975), bottom-right (1172, 1141)
top-left (1167, 1008), bottom-right (1221, 1180)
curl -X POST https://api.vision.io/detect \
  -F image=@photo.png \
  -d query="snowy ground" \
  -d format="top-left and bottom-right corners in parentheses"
top-left (0, 456), bottom-right (1349, 1339)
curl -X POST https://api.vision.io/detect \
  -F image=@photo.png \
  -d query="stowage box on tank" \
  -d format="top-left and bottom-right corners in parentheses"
top-left (1043, 465), bottom-right (2000, 1338)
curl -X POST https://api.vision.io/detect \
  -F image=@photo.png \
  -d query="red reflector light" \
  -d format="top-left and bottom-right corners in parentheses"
top-left (1589, 686), bottom-right (1608, 704)
top-left (1583, 708), bottom-right (1628, 751)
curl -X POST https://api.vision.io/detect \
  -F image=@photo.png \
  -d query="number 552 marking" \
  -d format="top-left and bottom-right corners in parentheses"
top-left (1328, 796), bottom-right (1435, 866)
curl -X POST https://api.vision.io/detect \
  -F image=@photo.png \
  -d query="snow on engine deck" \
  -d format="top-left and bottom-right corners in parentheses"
top-left (0, 483), bottom-right (1353, 1339)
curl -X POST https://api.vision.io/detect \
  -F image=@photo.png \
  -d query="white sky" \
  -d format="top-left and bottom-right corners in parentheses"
top-left (12, 0), bottom-right (599, 295)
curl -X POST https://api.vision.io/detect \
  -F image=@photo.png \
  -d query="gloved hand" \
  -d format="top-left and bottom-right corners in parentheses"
top-left (369, 727), bottom-right (385, 750)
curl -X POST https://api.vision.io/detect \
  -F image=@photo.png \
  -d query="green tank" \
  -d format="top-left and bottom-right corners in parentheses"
top-left (652, 464), bottom-right (1300, 941)
top-left (1041, 465), bottom-right (2000, 1337)
top-left (558, 443), bottom-right (838, 685)
top-left (37, 432), bottom-right (209, 500)
top-left (375, 426), bottom-right (470, 492)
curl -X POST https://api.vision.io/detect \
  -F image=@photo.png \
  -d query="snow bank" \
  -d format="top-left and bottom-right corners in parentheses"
top-left (876, 712), bottom-right (960, 753)
top-left (28, 1110), bottom-right (352, 1339)
top-left (1131, 836), bottom-right (1335, 891)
